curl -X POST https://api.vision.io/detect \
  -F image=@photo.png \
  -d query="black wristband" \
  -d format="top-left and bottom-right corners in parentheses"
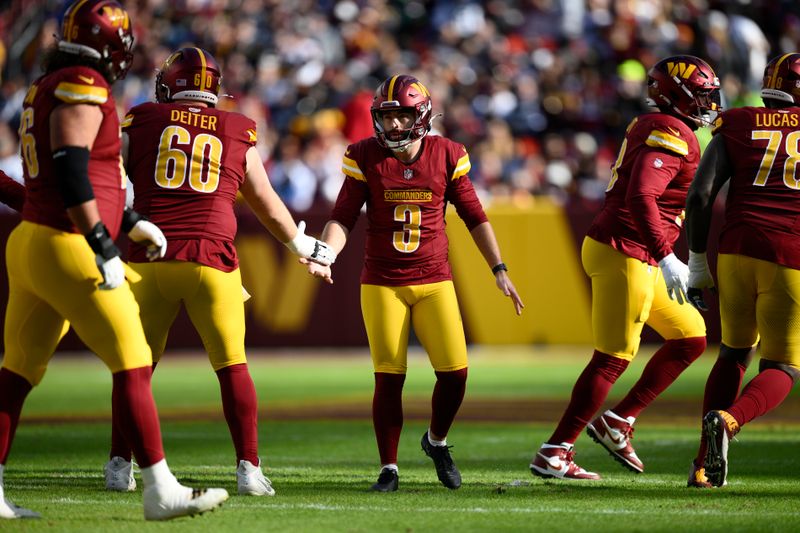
top-left (52, 146), bottom-right (94, 208)
top-left (85, 222), bottom-right (121, 260)
top-left (120, 208), bottom-right (146, 233)
top-left (492, 262), bottom-right (508, 274)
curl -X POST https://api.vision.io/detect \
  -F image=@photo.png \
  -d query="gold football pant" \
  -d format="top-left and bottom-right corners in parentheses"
top-left (718, 253), bottom-right (800, 366)
top-left (128, 261), bottom-right (246, 371)
top-left (582, 237), bottom-right (706, 361)
top-left (360, 280), bottom-right (468, 374)
top-left (3, 221), bottom-right (151, 385)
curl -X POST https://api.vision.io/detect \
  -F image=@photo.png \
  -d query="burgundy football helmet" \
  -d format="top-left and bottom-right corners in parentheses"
top-left (155, 47), bottom-right (222, 106)
top-left (761, 53), bottom-right (800, 106)
top-left (371, 75), bottom-right (434, 151)
top-left (58, 0), bottom-right (134, 81)
top-left (647, 55), bottom-right (721, 126)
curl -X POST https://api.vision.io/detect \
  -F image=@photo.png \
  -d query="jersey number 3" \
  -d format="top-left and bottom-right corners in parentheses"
top-left (393, 204), bottom-right (421, 253)
top-left (155, 125), bottom-right (223, 193)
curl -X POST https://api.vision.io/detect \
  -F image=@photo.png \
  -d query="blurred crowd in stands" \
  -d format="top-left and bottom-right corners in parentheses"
top-left (0, 0), bottom-right (798, 212)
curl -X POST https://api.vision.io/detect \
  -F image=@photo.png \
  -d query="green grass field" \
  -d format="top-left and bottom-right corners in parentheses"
top-left (3, 346), bottom-right (800, 531)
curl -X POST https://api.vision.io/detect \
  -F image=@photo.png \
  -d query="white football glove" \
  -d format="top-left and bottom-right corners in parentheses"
top-left (127, 219), bottom-right (167, 261)
top-left (658, 252), bottom-right (689, 305)
top-left (96, 255), bottom-right (126, 290)
top-left (285, 221), bottom-right (337, 266)
top-left (687, 251), bottom-right (715, 311)
top-left (85, 222), bottom-right (125, 290)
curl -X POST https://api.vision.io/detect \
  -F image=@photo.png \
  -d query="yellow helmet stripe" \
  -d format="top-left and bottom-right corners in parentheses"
top-left (770, 53), bottom-right (795, 89)
top-left (194, 47), bottom-right (207, 91)
top-left (386, 75), bottom-right (399, 101)
top-left (65, 0), bottom-right (92, 42)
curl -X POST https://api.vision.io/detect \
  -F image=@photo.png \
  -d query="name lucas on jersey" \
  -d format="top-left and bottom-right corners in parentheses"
top-left (170, 109), bottom-right (218, 131)
top-left (755, 112), bottom-right (799, 128)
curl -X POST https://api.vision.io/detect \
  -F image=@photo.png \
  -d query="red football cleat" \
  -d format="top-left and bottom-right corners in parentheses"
top-left (587, 410), bottom-right (644, 473)
top-left (530, 444), bottom-right (601, 480)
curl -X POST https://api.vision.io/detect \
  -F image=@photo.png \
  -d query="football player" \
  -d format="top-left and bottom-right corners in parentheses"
top-left (530, 55), bottom-right (720, 480)
top-left (103, 47), bottom-right (335, 496)
top-left (0, 0), bottom-right (228, 520)
top-left (304, 75), bottom-right (523, 491)
top-left (685, 52), bottom-right (800, 488)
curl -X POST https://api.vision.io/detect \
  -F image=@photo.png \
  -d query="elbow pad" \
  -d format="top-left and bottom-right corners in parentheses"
top-left (52, 146), bottom-right (94, 208)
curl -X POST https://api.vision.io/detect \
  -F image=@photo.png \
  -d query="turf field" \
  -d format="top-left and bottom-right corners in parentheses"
top-left (4, 345), bottom-right (800, 531)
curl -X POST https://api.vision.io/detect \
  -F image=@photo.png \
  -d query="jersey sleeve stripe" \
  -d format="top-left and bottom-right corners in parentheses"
top-left (54, 82), bottom-right (108, 104)
top-left (342, 156), bottom-right (366, 182)
top-left (645, 131), bottom-right (689, 156)
top-left (120, 114), bottom-right (133, 129)
top-left (451, 155), bottom-right (471, 180)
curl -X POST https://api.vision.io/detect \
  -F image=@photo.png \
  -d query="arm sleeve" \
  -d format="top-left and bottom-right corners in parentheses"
top-left (447, 175), bottom-right (488, 230)
top-left (330, 176), bottom-right (369, 232)
top-left (0, 170), bottom-right (25, 212)
top-left (626, 148), bottom-right (684, 261)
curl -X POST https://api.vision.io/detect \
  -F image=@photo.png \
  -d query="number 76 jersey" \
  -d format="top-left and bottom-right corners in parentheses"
top-left (331, 136), bottom-right (488, 286)
top-left (122, 101), bottom-right (255, 247)
top-left (714, 106), bottom-right (800, 269)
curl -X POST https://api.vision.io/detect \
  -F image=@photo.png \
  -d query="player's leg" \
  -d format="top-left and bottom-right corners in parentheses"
top-left (0, 222), bottom-right (71, 518)
top-left (704, 259), bottom-right (800, 487)
top-left (613, 275), bottom-right (707, 419)
top-left (37, 227), bottom-right (226, 519)
top-left (182, 264), bottom-right (272, 496)
top-left (361, 284), bottom-right (412, 491)
top-left (410, 280), bottom-right (466, 489)
top-left (534, 238), bottom-right (643, 480)
top-left (105, 261), bottom-right (182, 490)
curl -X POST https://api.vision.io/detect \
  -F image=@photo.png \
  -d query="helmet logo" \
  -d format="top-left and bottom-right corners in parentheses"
top-left (101, 6), bottom-right (129, 29)
top-left (667, 62), bottom-right (697, 79)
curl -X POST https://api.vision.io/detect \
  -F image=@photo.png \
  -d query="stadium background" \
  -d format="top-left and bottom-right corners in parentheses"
top-left (0, 0), bottom-right (796, 350)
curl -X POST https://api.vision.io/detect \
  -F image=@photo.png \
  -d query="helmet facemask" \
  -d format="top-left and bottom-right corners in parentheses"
top-left (371, 75), bottom-right (434, 152)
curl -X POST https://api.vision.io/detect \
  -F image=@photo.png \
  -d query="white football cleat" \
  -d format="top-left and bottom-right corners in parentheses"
top-left (104, 456), bottom-right (137, 492)
top-left (143, 482), bottom-right (228, 521)
top-left (237, 459), bottom-right (275, 496)
top-left (0, 483), bottom-right (39, 519)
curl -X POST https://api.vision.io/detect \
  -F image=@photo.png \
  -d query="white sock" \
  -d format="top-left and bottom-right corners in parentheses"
top-left (427, 431), bottom-right (447, 447)
top-left (541, 442), bottom-right (572, 450)
top-left (141, 459), bottom-right (177, 488)
top-left (380, 464), bottom-right (398, 474)
top-left (606, 410), bottom-right (635, 425)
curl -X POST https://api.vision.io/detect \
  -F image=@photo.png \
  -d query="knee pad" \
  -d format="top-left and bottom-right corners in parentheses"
top-left (759, 358), bottom-right (800, 384)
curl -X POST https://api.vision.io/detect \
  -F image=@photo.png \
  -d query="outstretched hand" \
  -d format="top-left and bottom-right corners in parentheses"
top-left (495, 271), bottom-right (524, 315)
top-left (299, 257), bottom-right (333, 284)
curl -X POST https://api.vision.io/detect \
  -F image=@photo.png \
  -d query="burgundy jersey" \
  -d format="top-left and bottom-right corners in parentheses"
top-left (588, 113), bottom-right (700, 265)
top-left (19, 66), bottom-right (126, 237)
top-left (715, 106), bottom-right (800, 269)
top-left (123, 102), bottom-right (257, 271)
top-left (331, 135), bottom-right (487, 286)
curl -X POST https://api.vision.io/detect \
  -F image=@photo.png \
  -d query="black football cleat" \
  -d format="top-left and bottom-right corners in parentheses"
top-left (421, 431), bottom-right (461, 489)
top-left (369, 468), bottom-right (398, 492)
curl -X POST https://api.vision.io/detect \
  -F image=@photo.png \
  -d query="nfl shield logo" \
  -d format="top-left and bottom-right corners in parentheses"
top-left (403, 168), bottom-right (413, 180)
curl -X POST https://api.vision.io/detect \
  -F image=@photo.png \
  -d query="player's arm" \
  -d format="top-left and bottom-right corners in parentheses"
top-left (240, 146), bottom-right (335, 265)
top-left (302, 173), bottom-right (368, 284)
top-left (685, 134), bottom-right (732, 310)
top-left (51, 103), bottom-right (124, 290)
top-left (469, 221), bottom-right (524, 315)
top-left (447, 158), bottom-right (524, 315)
top-left (627, 146), bottom-right (690, 303)
top-left (0, 169), bottom-right (25, 212)
top-left (116, 130), bottom-right (167, 260)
